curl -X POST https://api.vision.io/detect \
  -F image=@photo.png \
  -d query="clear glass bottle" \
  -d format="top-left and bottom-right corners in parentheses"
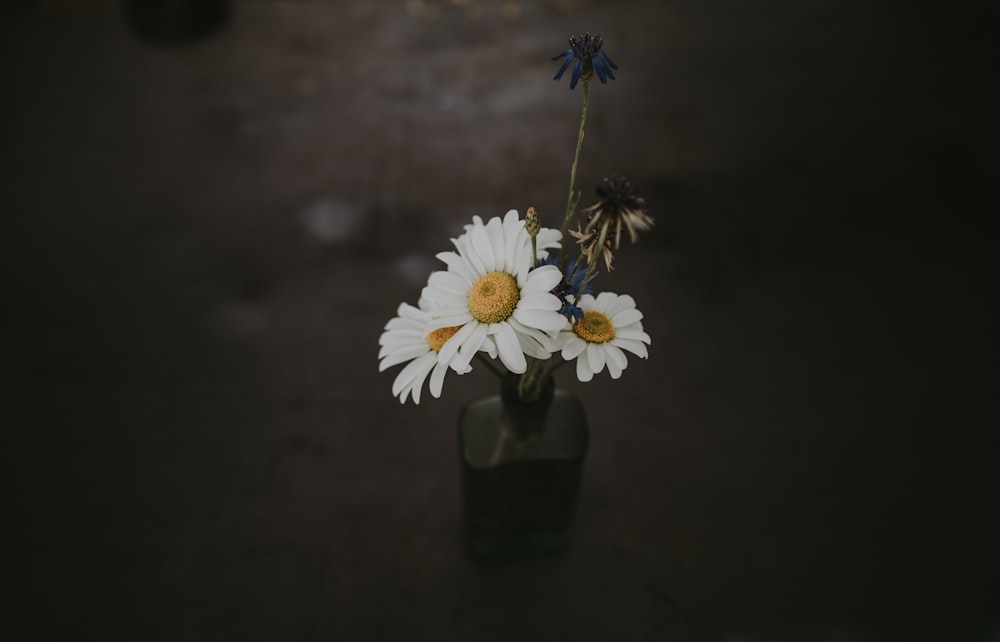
top-left (458, 374), bottom-right (589, 562)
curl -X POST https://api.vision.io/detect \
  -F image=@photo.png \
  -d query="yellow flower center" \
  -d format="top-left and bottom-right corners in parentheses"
top-left (573, 310), bottom-right (615, 343)
top-left (426, 326), bottom-right (462, 352)
top-left (468, 272), bottom-right (520, 324)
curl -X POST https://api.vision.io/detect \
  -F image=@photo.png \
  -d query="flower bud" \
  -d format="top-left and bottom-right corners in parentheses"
top-left (525, 207), bottom-right (540, 237)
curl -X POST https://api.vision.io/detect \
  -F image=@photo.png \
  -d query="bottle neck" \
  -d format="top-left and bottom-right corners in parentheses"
top-left (500, 373), bottom-right (555, 438)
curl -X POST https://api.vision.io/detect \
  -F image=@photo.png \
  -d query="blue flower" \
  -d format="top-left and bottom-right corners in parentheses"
top-left (551, 33), bottom-right (618, 90)
top-left (538, 254), bottom-right (594, 322)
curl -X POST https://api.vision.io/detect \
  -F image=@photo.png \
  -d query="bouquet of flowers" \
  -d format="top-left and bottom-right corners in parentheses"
top-left (378, 34), bottom-right (653, 405)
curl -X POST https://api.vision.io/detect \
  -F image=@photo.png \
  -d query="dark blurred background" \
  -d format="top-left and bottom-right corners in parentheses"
top-left (4, 1), bottom-right (997, 640)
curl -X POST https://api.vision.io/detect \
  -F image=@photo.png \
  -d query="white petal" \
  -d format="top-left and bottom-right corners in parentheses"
top-left (379, 344), bottom-right (430, 371)
top-left (513, 243), bottom-right (533, 286)
top-left (594, 291), bottom-right (618, 313)
top-left (607, 357), bottom-right (623, 379)
top-left (435, 252), bottom-right (476, 284)
top-left (424, 311), bottom-right (475, 332)
top-left (615, 327), bottom-right (651, 343)
top-left (383, 316), bottom-right (420, 332)
top-left (576, 355), bottom-right (594, 382)
top-left (479, 335), bottom-right (498, 359)
top-left (517, 332), bottom-right (553, 359)
top-left (586, 343), bottom-right (606, 376)
top-left (611, 337), bottom-right (649, 359)
top-left (509, 316), bottom-right (560, 344)
top-left (428, 361), bottom-right (448, 398)
top-left (612, 308), bottom-right (644, 328)
top-left (396, 302), bottom-right (422, 319)
top-left (492, 323), bottom-right (527, 374)
top-left (391, 352), bottom-right (436, 400)
top-left (428, 270), bottom-right (471, 295)
top-left (421, 287), bottom-right (469, 308)
top-left (502, 211), bottom-right (522, 273)
top-left (438, 321), bottom-right (477, 365)
top-left (516, 292), bottom-right (562, 311)
top-left (456, 322), bottom-right (490, 370)
top-left (378, 330), bottom-right (423, 350)
top-left (513, 307), bottom-right (565, 331)
top-left (463, 229), bottom-right (489, 276)
top-left (536, 228), bottom-right (562, 257)
top-left (486, 215), bottom-right (505, 272)
top-left (606, 294), bottom-right (637, 317)
top-left (521, 264), bottom-right (562, 294)
top-left (380, 317), bottom-right (422, 333)
top-left (471, 222), bottom-right (496, 272)
top-left (604, 343), bottom-right (629, 371)
top-left (561, 336), bottom-right (587, 360)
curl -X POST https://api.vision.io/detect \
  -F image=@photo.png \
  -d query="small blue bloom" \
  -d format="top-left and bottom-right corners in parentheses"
top-left (551, 33), bottom-right (618, 90)
top-left (538, 254), bottom-right (593, 322)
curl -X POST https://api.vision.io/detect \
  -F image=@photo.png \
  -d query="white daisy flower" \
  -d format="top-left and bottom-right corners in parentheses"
top-left (378, 299), bottom-right (475, 404)
top-left (422, 210), bottom-right (567, 374)
top-left (556, 292), bottom-right (651, 382)
top-left (462, 214), bottom-right (562, 261)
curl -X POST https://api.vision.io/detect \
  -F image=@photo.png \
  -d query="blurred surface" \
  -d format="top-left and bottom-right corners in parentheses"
top-left (4, 1), bottom-right (997, 640)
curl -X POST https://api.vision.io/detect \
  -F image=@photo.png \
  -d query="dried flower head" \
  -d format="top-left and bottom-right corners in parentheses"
top-left (582, 175), bottom-right (654, 249)
top-left (570, 224), bottom-right (615, 272)
top-left (551, 33), bottom-right (618, 90)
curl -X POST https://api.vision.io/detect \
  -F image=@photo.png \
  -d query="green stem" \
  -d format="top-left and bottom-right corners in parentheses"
top-left (559, 79), bottom-right (590, 270)
top-left (517, 356), bottom-right (538, 401)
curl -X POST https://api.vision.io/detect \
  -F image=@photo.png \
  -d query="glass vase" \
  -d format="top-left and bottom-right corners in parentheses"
top-left (458, 373), bottom-right (589, 562)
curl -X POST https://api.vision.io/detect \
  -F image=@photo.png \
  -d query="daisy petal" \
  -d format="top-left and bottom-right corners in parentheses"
top-left (607, 356), bottom-right (623, 379)
top-left (379, 344), bottom-right (431, 371)
top-left (438, 321), bottom-right (477, 365)
top-left (513, 307), bottom-right (565, 331)
top-left (604, 343), bottom-right (629, 371)
top-left (586, 343), bottom-right (606, 376)
top-left (606, 293), bottom-right (637, 316)
top-left (518, 333), bottom-right (552, 360)
top-left (456, 322), bottom-right (490, 370)
top-left (594, 291), bottom-right (617, 312)
top-left (471, 223), bottom-right (496, 272)
top-left (486, 215), bottom-right (505, 272)
top-left (428, 361), bottom-right (448, 398)
top-left (561, 336), bottom-right (587, 360)
top-left (611, 308), bottom-right (644, 327)
top-left (427, 270), bottom-right (470, 295)
top-left (391, 352), bottom-right (436, 400)
top-left (615, 327), bottom-right (651, 343)
top-left (522, 265), bottom-right (563, 293)
top-left (611, 337), bottom-right (649, 359)
top-left (435, 252), bottom-right (476, 284)
top-left (492, 322), bottom-right (527, 374)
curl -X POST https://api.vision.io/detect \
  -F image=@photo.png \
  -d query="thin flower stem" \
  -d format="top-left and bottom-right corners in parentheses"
top-left (580, 220), bottom-right (609, 289)
top-left (559, 79), bottom-right (590, 270)
top-left (518, 354), bottom-right (569, 402)
top-left (517, 356), bottom-right (538, 400)
top-left (476, 353), bottom-right (505, 379)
